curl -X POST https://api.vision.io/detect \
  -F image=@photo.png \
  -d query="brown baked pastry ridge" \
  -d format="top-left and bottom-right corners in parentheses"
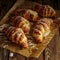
top-left (9, 16), bottom-right (31, 34)
top-left (33, 18), bottom-right (53, 43)
top-left (34, 4), bottom-right (56, 19)
top-left (3, 26), bottom-right (28, 48)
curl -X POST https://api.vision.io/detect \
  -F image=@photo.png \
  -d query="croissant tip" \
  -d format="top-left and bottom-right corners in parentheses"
top-left (23, 42), bottom-right (28, 48)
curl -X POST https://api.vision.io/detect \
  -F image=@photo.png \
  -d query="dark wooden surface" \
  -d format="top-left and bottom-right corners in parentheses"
top-left (44, 30), bottom-right (59, 60)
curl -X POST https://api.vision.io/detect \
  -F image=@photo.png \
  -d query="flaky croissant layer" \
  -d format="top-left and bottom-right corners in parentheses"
top-left (34, 4), bottom-right (56, 18)
top-left (3, 26), bottom-right (28, 48)
top-left (33, 18), bottom-right (53, 43)
top-left (10, 16), bottom-right (31, 34)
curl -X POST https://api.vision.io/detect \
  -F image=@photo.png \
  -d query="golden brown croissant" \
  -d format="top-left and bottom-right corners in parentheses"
top-left (3, 26), bottom-right (28, 48)
top-left (33, 18), bottom-right (53, 43)
top-left (34, 4), bottom-right (56, 18)
top-left (9, 16), bottom-right (31, 34)
top-left (10, 9), bottom-right (40, 21)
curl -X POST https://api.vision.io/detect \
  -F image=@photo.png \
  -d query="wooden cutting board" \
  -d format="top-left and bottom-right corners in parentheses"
top-left (0, 0), bottom-right (59, 58)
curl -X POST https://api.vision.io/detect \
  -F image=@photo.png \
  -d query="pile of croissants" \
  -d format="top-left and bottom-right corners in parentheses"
top-left (2, 4), bottom-right (56, 48)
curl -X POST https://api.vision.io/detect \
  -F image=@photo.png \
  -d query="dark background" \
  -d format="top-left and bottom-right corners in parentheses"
top-left (0, 0), bottom-right (16, 20)
top-left (31, 0), bottom-right (60, 9)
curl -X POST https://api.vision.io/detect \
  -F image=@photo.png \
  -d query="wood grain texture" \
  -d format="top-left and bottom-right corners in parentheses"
top-left (38, 54), bottom-right (43, 60)
top-left (14, 54), bottom-right (25, 60)
top-left (44, 30), bottom-right (60, 60)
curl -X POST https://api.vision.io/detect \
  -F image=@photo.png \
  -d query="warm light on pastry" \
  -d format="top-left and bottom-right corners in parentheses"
top-left (9, 16), bottom-right (31, 34)
top-left (23, 9), bottom-right (40, 21)
top-left (3, 26), bottom-right (28, 48)
top-left (2, 3), bottom-right (56, 48)
top-left (33, 18), bottom-right (53, 43)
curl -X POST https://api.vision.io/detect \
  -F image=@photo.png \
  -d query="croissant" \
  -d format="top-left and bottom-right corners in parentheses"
top-left (33, 18), bottom-right (53, 43)
top-left (34, 4), bottom-right (56, 18)
top-left (10, 9), bottom-right (40, 21)
top-left (9, 16), bottom-right (31, 34)
top-left (3, 26), bottom-right (28, 48)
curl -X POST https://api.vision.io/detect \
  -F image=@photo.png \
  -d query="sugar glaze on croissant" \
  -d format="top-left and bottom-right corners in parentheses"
top-left (23, 9), bottom-right (40, 21)
top-left (33, 18), bottom-right (53, 43)
top-left (9, 16), bottom-right (31, 34)
top-left (3, 26), bottom-right (28, 48)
